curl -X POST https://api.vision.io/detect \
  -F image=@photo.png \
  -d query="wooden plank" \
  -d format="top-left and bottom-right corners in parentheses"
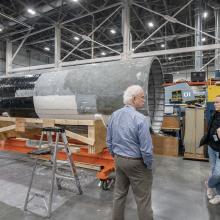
top-left (88, 145), bottom-right (95, 154)
top-left (161, 115), bottom-right (180, 129)
top-left (0, 117), bottom-right (16, 122)
top-left (26, 118), bottom-right (95, 126)
top-left (93, 120), bottom-right (107, 154)
top-left (88, 125), bottom-right (96, 154)
top-left (74, 162), bottom-right (101, 171)
top-left (0, 125), bottom-right (16, 133)
top-left (55, 119), bottom-right (95, 126)
top-left (0, 117), bottom-right (95, 126)
top-left (65, 130), bottom-right (94, 145)
top-left (88, 125), bottom-right (95, 139)
top-left (25, 118), bottom-right (43, 124)
top-left (183, 152), bottom-right (208, 161)
top-left (16, 118), bottom-right (26, 132)
top-left (43, 119), bottom-right (55, 128)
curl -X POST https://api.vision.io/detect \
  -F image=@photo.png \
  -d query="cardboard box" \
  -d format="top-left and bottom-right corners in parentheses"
top-left (152, 134), bottom-right (178, 157)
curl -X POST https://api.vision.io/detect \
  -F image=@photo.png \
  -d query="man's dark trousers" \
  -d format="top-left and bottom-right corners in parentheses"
top-left (112, 155), bottom-right (153, 220)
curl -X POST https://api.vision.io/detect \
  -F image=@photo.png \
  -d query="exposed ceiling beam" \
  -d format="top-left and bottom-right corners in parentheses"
top-left (132, 44), bottom-right (220, 58)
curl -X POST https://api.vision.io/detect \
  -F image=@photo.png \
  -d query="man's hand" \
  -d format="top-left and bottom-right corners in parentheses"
top-left (217, 128), bottom-right (220, 139)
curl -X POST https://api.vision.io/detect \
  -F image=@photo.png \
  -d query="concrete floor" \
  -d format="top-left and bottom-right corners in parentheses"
top-left (0, 152), bottom-right (219, 220)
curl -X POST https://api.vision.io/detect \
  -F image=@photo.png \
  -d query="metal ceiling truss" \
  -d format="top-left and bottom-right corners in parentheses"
top-left (0, 0), bottom-right (219, 74)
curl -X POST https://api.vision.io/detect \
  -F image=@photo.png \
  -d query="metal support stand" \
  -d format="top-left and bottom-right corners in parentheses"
top-left (24, 127), bottom-right (83, 217)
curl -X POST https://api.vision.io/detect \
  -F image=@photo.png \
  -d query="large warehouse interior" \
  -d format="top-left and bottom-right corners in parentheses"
top-left (0, 0), bottom-right (220, 219)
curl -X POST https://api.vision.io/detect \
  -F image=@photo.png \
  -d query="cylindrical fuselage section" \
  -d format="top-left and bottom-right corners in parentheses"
top-left (0, 57), bottom-right (164, 132)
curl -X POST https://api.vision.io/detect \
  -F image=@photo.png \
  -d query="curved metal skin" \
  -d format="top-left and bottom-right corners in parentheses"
top-left (0, 74), bottom-right (40, 117)
top-left (0, 57), bottom-right (164, 132)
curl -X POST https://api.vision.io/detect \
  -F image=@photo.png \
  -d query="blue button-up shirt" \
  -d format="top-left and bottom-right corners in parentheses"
top-left (106, 105), bottom-right (153, 169)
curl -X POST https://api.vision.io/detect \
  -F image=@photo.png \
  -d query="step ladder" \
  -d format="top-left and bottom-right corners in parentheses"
top-left (24, 127), bottom-right (83, 217)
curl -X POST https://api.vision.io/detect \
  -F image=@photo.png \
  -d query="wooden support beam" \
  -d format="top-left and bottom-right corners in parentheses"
top-left (0, 125), bottom-right (16, 133)
top-left (0, 117), bottom-right (95, 126)
top-left (65, 130), bottom-right (95, 146)
top-left (16, 118), bottom-right (26, 132)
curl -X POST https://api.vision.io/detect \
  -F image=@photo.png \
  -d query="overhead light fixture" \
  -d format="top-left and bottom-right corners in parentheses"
top-left (101, 52), bottom-right (106, 56)
top-left (44, 47), bottom-right (50, 51)
top-left (202, 37), bottom-right (206, 42)
top-left (203, 11), bottom-right (208, 18)
top-left (72, 0), bottom-right (78, 2)
top-left (168, 57), bottom-right (172, 60)
top-left (0, 28), bottom-right (3, 32)
top-left (148, 22), bottom-right (154, 28)
top-left (27, 8), bottom-right (36, 15)
top-left (110, 29), bottom-right (116, 34)
top-left (161, 44), bottom-right (165, 48)
top-left (74, 36), bottom-right (80, 41)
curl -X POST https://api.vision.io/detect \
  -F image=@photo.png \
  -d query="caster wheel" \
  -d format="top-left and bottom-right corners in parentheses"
top-left (56, 178), bottom-right (62, 190)
top-left (99, 179), bottom-right (115, 190)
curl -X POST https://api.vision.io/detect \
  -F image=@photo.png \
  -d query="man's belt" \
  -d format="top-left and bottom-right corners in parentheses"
top-left (115, 154), bottom-right (142, 160)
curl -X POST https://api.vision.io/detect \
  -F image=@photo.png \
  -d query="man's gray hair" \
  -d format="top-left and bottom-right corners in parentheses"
top-left (123, 85), bottom-right (144, 105)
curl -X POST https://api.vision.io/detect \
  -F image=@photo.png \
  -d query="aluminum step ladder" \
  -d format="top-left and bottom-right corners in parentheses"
top-left (24, 127), bottom-right (83, 217)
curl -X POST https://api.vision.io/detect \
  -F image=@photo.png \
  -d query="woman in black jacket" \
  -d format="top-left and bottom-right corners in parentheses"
top-left (205, 95), bottom-right (220, 205)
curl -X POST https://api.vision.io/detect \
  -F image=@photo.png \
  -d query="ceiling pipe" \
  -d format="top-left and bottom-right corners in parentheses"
top-left (194, 0), bottom-right (203, 72)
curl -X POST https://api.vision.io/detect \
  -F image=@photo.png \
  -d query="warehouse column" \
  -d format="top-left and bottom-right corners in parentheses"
top-left (6, 40), bottom-right (12, 75)
top-left (122, 0), bottom-right (132, 60)
top-left (55, 24), bottom-right (61, 69)
top-left (215, 8), bottom-right (220, 70)
top-left (194, 0), bottom-right (203, 71)
top-left (91, 16), bottom-right (95, 59)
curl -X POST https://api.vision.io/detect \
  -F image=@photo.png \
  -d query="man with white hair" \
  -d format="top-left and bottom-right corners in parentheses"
top-left (107, 85), bottom-right (154, 220)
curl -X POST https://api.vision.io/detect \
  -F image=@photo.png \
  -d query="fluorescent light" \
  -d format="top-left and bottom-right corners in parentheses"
top-left (202, 37), bottom-right (206, 42)
top-left (203, 11), bottom-right (208, 18)
top-left (74, 36), bottom-right (80, 41)
top-left (110, 29), bottom-right (116, 34)
top-left (101, 52), bottom-right (106, 56)
top-left (161, 44), bottom-right (165, 48)
top-left (72, 0), bottom-right (78, 2)
top-left (27, 8), bottom-right (36, 15)
top-left (44, 47), bottom-right (50, 51)
top-left (148, 22), bottom-right (154, 28)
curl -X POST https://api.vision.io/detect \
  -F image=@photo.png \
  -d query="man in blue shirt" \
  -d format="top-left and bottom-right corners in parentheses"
top-left (107, 85), bottom-right (154, 220)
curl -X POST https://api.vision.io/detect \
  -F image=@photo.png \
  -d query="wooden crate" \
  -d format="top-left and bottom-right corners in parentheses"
top-left (152, 134), bottom-right (179, 157)
top-left (161, 115), bottom-right (180, 130)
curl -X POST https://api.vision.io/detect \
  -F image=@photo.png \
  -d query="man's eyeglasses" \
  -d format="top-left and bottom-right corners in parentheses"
top-left (136, 95), bottom-right (145, 100)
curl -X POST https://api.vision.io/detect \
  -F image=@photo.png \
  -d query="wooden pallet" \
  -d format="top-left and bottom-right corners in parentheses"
top-left (0, 116), bottom-right (106, 154)
top-left (183, 152), bottom-right (208, 162)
